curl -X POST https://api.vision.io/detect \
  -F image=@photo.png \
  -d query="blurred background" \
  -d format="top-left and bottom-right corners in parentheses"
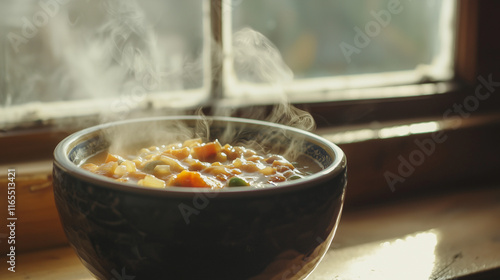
top-left (1, 0), bottom-right (456, 125)
top-left (1, 1), bottom-right (500, 278)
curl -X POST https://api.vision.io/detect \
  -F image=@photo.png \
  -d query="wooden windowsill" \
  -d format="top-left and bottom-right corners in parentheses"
top-left (313, 185), bottom-right (500, 280)
top-left (1, 185), bottom-right (499, 279)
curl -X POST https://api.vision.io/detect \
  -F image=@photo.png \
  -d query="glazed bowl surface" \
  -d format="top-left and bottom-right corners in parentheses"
top-left (53, 116), bottom-right (347, 280)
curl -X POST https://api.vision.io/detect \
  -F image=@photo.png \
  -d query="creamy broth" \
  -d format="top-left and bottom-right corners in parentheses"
top-left (81, 139), bottom-right (322, 189)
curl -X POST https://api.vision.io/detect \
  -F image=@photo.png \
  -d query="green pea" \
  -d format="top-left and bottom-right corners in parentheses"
top-left (228, 176), bottom-right (250, 187)
top-left (288, 175), bottom-right (304, 180)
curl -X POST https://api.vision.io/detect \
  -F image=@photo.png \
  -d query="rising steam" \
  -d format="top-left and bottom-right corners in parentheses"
top-left (209, 27), bottom-right (316, 160)
top-left (215, 27), bottom-right (315, 132)
top-left (3, 0), bottom-right (316, 160)
top-left (231, 27), bottom-right (294, 85)
top-left (97, 5), bottom-right (316, 160)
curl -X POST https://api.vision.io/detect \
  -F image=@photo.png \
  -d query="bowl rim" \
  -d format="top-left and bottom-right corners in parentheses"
top-left (53, 116), bottom-right (346, 198)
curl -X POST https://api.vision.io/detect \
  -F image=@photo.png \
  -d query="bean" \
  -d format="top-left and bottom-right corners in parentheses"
top-left (228, 176), bottom-right (250, 187)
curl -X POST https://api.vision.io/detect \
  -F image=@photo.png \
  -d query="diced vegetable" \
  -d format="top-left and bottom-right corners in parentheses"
top-left (153, 165), bottom-right (172, 177)
top-left (222, 144), bottom-right (239, 160)
top-left (227, 176), bottom-right (250, 187)
top-left (288, 175), bottom-right (304, 180)
top-left (142, 160), bottom-right (165, 173)
top-left (121, 160), bottom-right (137, 172)
top-left (164, 147), bottom-right (190, 160)
top-left (96, 162), bottom-right (118, 176)
top-left (138, 175), bottom-right (166, 188)
top-left (184, 158), bottom-right (208, 171)
top-left (81, 139), bottom-right (313, 189)
top-left (259, 166), bottom-right (276, 176)
top-left (215, 152), bottom-right (228, 162)
top-left (171, 170), bottom-right (222, 188)
top-left (270, 174), bottom-right (287, 183)
top-left (272, 160), bottom-right (295, 170)
top-left (204, 165), bottom-right (231, 177)
top-left (81, 163), bottom-right (98, 172)
top-left (128, 171), bottom-right (147, 180)
top-left (265, 155), bottom-right (284, 164)
top-left (159, 156), bottom-right (185, 172)
top-left (183, 138), bottom-right (202, 147)
top-left (105, 153), bottom-right (124, 164)
top-left (192, 140), bottom-right (221, 161)
top-left (232, 158), bottom-right (243, 168)
top-left (113, 164), bottom-right (128, 177)
top-left (240, 161), bottom-right (260, 173)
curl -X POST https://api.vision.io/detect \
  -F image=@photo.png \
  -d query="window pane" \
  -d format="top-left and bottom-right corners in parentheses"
top-left (1, 0), bottom-right (208, 107)
top-left (228, 0), bottom-right (456, 91)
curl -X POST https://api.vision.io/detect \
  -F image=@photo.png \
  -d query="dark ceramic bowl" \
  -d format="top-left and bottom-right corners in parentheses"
top-left (53, 116), bottom-right (347, 280)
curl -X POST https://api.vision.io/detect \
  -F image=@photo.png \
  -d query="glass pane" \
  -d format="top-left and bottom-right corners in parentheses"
top-left (0, 0), bottom-right (208, 107)
top-left (230, 0), bottom-right (456, 84)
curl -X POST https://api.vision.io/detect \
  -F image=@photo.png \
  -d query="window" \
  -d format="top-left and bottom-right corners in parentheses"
top-left (223, 0), bottom-right (457, 101)
top-left (1, 0), bottom-right (457, 129)
top-left (1, 0), bottom-right (211, 128)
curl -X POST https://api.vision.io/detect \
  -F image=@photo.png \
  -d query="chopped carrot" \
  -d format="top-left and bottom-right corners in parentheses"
top-left (171, 170), bottom-right (223, 189)
top-left (173, 170), bottom-right (209, 188)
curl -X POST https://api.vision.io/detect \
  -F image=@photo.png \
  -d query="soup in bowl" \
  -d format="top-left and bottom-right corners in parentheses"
top-left (53, 116), bottom-right (347, 280)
